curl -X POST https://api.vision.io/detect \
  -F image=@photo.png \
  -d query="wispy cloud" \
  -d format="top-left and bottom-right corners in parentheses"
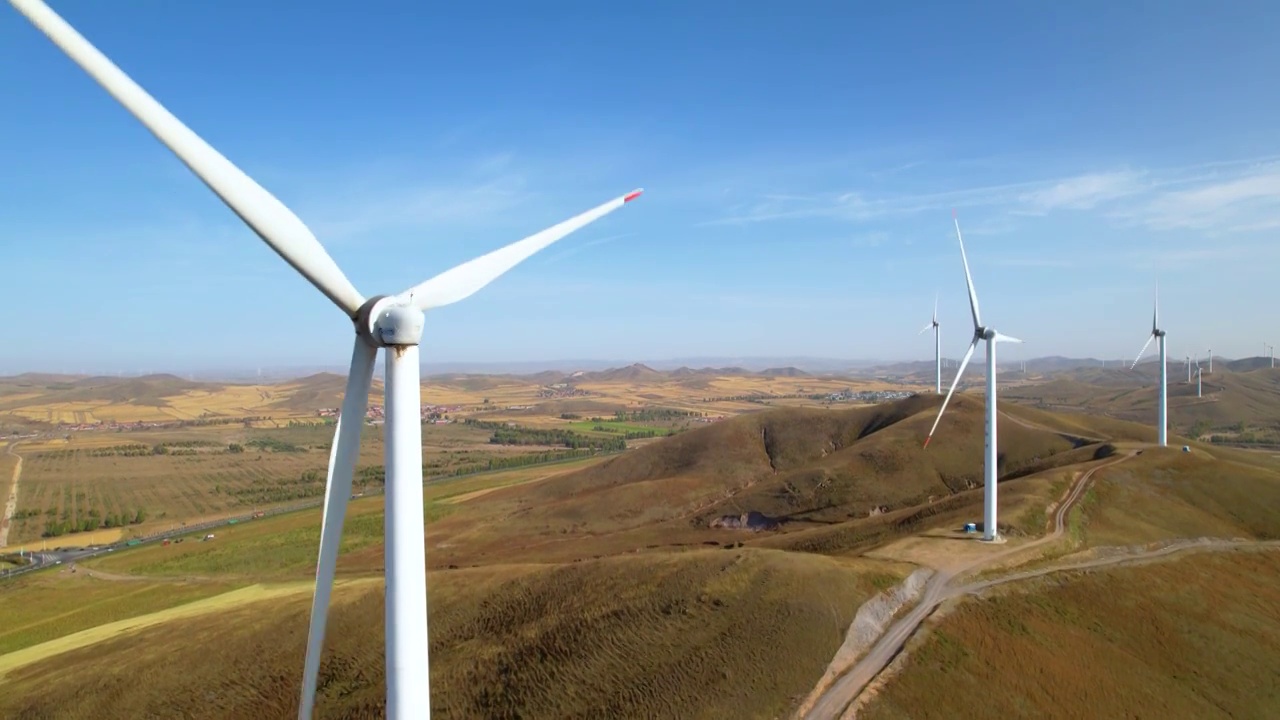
top-left (1122, 166), bottom-right (1280, 232)
top-left (540, 233), bottom-right (637, 265)
top-left (305, 175), bottom-right (534, 242)
top-left (1017, 170), bottom-right (1146, 211)
top-left (990, 256), bottom-right (1076, 268)
top-left (698, 154), bottom-right (1280, 236)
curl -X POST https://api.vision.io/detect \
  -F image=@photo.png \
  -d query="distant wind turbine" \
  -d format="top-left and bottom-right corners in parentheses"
top-left (1196, 358), bottom-right (1202, 398)
top-left (1130, 285), bottom-right (1168, 447)
top-left (1206, 347), bottom-right (1212, 374)
top-left (918, 292), bottom-right (941, 393)
top-left (1185, 354), bottom-right (1192, 384)
top-left (924, 213), bottom-right (1021, 543)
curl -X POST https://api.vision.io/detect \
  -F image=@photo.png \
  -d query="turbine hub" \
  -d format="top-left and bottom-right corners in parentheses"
top-left (978, 326), bottom-right (995, 341)
top-left (1155, 329), bottom-right (1166, 337)
top-left (374, 303), bottom-right (425, 348)
top-left (354, 295), bottom-right (425, 348)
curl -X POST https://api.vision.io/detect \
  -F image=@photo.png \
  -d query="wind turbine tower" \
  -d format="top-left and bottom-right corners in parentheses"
top-left (1131, 288), bottom-right (1167, 447)
top-left (1196, 360), bottom-right (1202, 398)
top-left (1206, 347), bottom-right (1212, 374)
top-left (924, 213), bottom-right (1021, 542)
top-left (919, 293), bottom-right (941, 393)
top-left (6, 2), bottom-right (645, 717)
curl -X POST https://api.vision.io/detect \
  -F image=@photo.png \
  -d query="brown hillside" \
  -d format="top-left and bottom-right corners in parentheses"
top-left (270, 372), bottom-right (367, 411)
top-left (760, 366), bottom-right (810, 377)
top-left (48, 374), bottom-right (212, 407)
top-left (0, 551), bottom-right (893, 720)
top-left (586, 363), bottom-right (666, 382)
top-left (443, 396), bottom-right (1083, 554)
top-left (1002, 367), bottom-right (1280, 433)
top-left (863, 550), bottom-right (1280, 720)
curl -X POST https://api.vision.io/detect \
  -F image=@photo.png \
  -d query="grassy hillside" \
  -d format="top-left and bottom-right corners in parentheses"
top-left (1081, 446), bottom-right (1280, 547)
top-left (417, 395), bottom-right (1085, 567)
top-left (862, 549), bottom-right (1280, 720)
top-left (0, 550), bottom-right (897, 720)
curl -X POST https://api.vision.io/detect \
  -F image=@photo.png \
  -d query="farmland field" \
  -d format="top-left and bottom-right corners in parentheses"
top-left (3, 421), bottom-right (594, 546)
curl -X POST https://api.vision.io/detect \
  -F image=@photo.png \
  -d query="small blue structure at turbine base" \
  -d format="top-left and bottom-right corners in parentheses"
top-left (963, 522), bottom-right (977, 534)
top-left (1182, 445), bottom-right (1191, 452)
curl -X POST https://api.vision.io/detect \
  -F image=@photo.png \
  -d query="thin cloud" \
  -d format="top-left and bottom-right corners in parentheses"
top-left (1127, 167), bottom-right (1280, 231)
top-left (540, 233), bottom-right (637, 265)
top-left (1017, 170), bottom-right (1146, 211)
top-left (696, 154), bottom-right (1280, 245)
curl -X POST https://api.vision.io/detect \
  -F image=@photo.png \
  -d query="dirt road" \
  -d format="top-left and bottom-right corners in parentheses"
top-left (803, 451), bottom-right (1132, 720)
top-left (804, 446), bottom-right (1280, 719)
top-left (0, 443), bottom-right (23, 548)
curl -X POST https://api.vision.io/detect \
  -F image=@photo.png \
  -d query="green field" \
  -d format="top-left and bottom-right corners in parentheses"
top-left (564, 419), bottom-right (671, 436)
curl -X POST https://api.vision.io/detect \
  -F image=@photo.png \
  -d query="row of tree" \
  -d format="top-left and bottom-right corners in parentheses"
top-left (42, 507), bottom-right (147, 537)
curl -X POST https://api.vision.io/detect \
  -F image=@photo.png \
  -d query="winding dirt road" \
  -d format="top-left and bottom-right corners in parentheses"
top-left (803, 446), bottom-right (1280, 719)
top-left (803, 451), bottom-right (1132, 720)
top-left (0, 442), bottom-right (23, 549)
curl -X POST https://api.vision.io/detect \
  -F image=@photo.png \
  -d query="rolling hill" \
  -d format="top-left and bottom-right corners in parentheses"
top-left (420, 395), bottom-right (1110, 568)
top-left (1001, 366), bottom-right (1280, 435)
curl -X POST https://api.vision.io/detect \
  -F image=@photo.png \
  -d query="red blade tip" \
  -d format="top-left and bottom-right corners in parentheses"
top-left (923, 436), bottom-right (932, 449)
top-left (624, 189), bottom-right (644, 203)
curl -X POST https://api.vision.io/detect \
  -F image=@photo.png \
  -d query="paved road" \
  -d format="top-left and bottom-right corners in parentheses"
top-left (0, 497), bottom-right (331, 581)
top-left (802, 451), bottom-right (1133, 720)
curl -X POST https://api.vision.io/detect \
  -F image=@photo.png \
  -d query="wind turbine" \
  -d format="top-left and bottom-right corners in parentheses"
top-left (1196, 358), bottom-right (1203, 398)
top-left (1206, 347), bottom-right (1212, 374)
top-left (1130, 286), bottom-right (1168, 447)
top-left (1185, 354), bottom-right (1192, 384)
top-left (923, 213), bottom-right (1021, 543)
top-left (7, 2), bottom-right (644, 718)
top-left (918, 293), bottom-right (941, 393)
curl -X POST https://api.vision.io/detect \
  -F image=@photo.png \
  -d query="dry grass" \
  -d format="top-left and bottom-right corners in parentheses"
top-left (0, 550), bottom-right (893, 720)
top-left (1003, 366), bottom-right (1280, 438)
top-left (1082, 446), bottom-right (1280, 547)
top-left (862, 549), bottom-right (1280, 720)
top-left (0, 571), bottom-right (237, 656)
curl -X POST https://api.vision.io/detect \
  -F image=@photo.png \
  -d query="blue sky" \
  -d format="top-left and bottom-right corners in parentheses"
top-left (2, 0), bottom-right (1279, 374)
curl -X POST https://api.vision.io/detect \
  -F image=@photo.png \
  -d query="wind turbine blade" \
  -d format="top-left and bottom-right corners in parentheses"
top-left (9, 0), bottom-right (366, 318)
top-left (401, 190), bottom-right (643, 310)
top-left (924, 337), bottom-right (979, 447)
top-left (994, 332), bottom-right (1022, 344)
top-left (1130, 333), bottom-right (1155, 370)
top-left (952, 211), bottom-right (982, 330)
top-left (1153, 280), bottom-right (1160, 332)
top-left (933, 291), bottom-right (938, 324)
top-left (918, 322), bottom-right (934, 335)
top-left (298, 338), bottom-right (377, 720)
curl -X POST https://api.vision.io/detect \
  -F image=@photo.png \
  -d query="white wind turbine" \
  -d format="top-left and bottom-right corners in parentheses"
top-left (1206, 347), bottom-right (1212, 374)
top-left (923, 213), bottom-right (1021, 543)
top-left (1184, 353), bottom-right (1192, 384)
top-left (918, 292), bottom-right (941, 393)
top-left (1196, 358), bottom-right (1203, 398)
top-left (8, 2), bottom-right (644, 718)
top-left (1130, 286), bottom-right (1168, 447)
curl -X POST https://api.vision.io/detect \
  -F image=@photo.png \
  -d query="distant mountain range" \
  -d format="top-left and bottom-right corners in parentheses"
top-left (4, 355), bottom-right (1272, 384)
